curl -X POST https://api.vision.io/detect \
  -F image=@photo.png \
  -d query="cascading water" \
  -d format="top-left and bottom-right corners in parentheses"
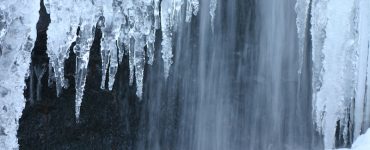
top-left (140, 0), bottom-right (322, 149)
top-left (1, 0), bottom-right (370, 150)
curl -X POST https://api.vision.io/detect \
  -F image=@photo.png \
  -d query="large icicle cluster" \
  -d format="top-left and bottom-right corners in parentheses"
top-left (47, 0), bottom-right (99, 121)
top-left (45, 0), bottom-right (217, 120)
top-left (296, 0), bottom-right (370, 149)
top-left (0, 0), bottom-right (39, 149)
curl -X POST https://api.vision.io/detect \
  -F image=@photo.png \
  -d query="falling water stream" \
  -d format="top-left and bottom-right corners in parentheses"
top-left (1, 0), bottom-right (337, 149)
top-left (137, 0), bottom-right (323, 149)
top-left (3, 0), bottom-right (370, 148)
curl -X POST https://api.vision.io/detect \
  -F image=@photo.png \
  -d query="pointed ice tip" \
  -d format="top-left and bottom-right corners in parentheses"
top-left (164, 69), bottom-right (170, 80)
top-left (75, 106), bottom-right (80, 123)
top-left (100, 84), bottom-right (105, 90)
top-left (137, 95), bottom-right (143, 101)
top-left (136, 90), bottom-right (143, 100)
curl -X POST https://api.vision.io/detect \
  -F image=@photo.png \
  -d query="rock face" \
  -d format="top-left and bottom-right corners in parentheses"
top-left (18, 2), bottom-right (142, 149)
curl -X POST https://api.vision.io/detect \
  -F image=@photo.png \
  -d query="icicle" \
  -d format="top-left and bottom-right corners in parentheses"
top-left (134, 37), bottom-right (146, 99)
top-left (33, 65), bottom-right (47, 101)
top-left (210, 0), bottom-right (217, 32)
top-left (160, 0), bottom-right (175, 79)
top-left (108, 46), bottom-right (118, 90)
top-left (100, 36), bottom-right (110, 89)
top-left (74, 22), bottom-right (93, 121)
top-left (146, 29), bottom-right (156, 65)
top-left (47, 0), bottom-right (78, 96)
top-left (100, 18), bottom-right (111, 90)
top-left (154, 0), bottom-right (161, 29)
top-left (42, 0), bottom-right (213, 107)
top-left (107, 16), bottom-right (120, 90)
top-left (185, 0), bottom-right (193, 22)
top-left (47, 60), bottom-right (54, 87)
top-left (185, 0), bottom-right (199, 22)
top-left (129, 38), bottom-right (135, 85)
top-left (295, 0), bottom-right (311, 75)
top-left (98, 0), bottom-right (122, 90)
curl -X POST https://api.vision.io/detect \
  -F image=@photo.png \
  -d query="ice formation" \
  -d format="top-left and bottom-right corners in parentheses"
top-left (209, 0), bottom-right (217, 32)
top-left (0, 0), bottom-right (219, 148)
top-left (0, 0), bottom-right (39, 149)
top-left (185, 0), bottom-right (199, 22)
top-left (3, 0), bottom-right (369, 149)
top-left (44, 0), bottom-right (218, 120)
top-left (295, 0), bottom-right (310, 75)
top-left (297, 0), bottom-right (370, 148)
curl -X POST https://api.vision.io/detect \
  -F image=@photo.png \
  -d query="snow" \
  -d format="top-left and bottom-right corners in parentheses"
top-left (351, 129), bottom-right (370, 150)
top-left (337, 129), bottom-right (370, 150)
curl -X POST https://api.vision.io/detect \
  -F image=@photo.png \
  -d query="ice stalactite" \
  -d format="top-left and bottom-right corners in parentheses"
top-left (134, 37), bottom-right (146, 99)
top-left (0, 0), bottom-right (40, 149)
top-left (295, 0), bottom-right (311, 75)
top-left (47, 0), bottom-right (78, 96)
top-left (98, 0), bottom-right (122, 90)
top-left (185, 0), bottom-right (199, 22)
top-left (129, 38), bottom-right (135, 85)
top-left (146, 29), bottom-right (156, 65)
top-left (74, 23), bottom-right (94, 121)
top-left (160, 10), bottom-right (174, 79)
top-left (46, 0), bottom-right (97, 121)
top-left (160, 0), bottom-right (183, 79)
top-left (33, 64), bottom-right (47, 101)
top-left (209, 0), bottom-right (217, 32)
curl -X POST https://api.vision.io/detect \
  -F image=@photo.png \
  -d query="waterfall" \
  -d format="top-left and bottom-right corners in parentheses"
top-left (1, 0), bottom-right (370, 149)
top-left (138, 0), bottom-right (321, 149)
